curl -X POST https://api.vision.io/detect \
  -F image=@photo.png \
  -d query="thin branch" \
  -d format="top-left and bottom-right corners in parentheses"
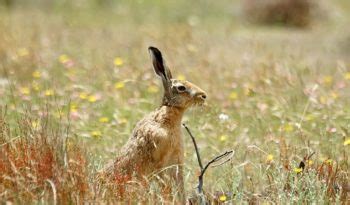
top-left (182, 123), bottom-right (203, 170)
top-left (201, 151), bottom-right (234, 176)
top-left (211, 150), bottom-right (235, 167)
top-left (306, 151), bottom-right (315, 160)
top-left (183, 123), bottom-right (234, 204)
top-left (198, 151), bottom-right (233, 194)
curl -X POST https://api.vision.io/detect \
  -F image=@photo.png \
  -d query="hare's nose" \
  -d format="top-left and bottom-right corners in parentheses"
top-left (196, 92), bottom-right (207, 100)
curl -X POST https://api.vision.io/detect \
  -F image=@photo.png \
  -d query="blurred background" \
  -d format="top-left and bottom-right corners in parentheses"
top-left (0, 0), bottom-right (349, 203)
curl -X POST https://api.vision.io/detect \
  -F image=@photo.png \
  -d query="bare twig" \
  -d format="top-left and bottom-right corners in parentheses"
top-left (182, 124), bottom-right (234, 204)
top-left (182, 123), bottom-right (203, 170)
top-left (306, 152), bottom-right (315, 161)
top-left (198, 151), bottom-right (234, 194)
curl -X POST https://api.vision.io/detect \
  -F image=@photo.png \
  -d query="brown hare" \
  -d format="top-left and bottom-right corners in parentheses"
top-left (100, 46), bottom-right (207, 201)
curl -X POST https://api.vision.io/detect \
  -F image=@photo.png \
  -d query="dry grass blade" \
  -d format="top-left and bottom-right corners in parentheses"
top-left (45, 179), bottom-right (57, 205)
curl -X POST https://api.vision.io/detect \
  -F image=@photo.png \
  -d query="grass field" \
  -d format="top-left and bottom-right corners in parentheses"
top-left (0, 0), bottom-right (349, 204)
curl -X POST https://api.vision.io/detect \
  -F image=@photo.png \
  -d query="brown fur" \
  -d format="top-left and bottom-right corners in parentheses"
top-left (99, 47), bottom-right (207, 202)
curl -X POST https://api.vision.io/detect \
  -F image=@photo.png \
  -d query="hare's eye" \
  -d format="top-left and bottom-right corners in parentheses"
top-left (177, 85), bottom-right (186, 92)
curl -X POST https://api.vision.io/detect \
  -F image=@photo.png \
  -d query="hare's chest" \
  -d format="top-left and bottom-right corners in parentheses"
top-left (166, 127), bottom-right (182, 145)
top-left (153, 127), bottom-right (184, 166)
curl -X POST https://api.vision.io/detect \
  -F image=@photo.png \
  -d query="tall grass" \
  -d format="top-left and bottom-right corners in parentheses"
top-left (0, 0), bottom-right (349, 203)
top-left (0, 108), bottom-right (88, 203)
top-left (1, 108), bottom-right (348, 203)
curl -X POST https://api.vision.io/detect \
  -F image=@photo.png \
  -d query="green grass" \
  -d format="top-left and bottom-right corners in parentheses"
top-left (0, 0), bottom-right (349, 203)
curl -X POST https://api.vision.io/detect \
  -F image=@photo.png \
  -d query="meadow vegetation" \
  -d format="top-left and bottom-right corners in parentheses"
top-left (0, 0), bottom-right (349, 203)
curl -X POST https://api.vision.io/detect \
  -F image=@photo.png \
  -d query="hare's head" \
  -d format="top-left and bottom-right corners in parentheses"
top-left (148, 47), bottom-right (207, 109)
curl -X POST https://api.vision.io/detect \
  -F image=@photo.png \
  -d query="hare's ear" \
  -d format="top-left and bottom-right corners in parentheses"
top-left (148, 46), bottom-right (172, 82)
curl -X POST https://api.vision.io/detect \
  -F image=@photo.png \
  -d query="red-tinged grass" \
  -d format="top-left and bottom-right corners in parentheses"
top-left (315, 161), bottom-right (348, 201)
top-left (262, 149), bottom-right (349, 204)
top-left (0, 111), bottom-right (88, 204)
top-left (95, 167), bottom-right (183, 203)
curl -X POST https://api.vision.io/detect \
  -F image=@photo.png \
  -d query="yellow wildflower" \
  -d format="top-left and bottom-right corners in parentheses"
top-left (79, 92), bottom-right (88, 100)
top-left (147, 85), bottom-right (159, 93)
top-left (91, 130), bottom-right (102, 138)
top-left (59, 54), bottom-right (69, 64)
top-left (88, 95), bottom-right (97, 102)
top-left (294, 167), bottom-right (303, 174)
top-left (44, 89), bottom-right (54, 96)
top-left (20, 87), bottom-right (30, 95)
top-left (266, 154), bottom-right (274, 163)
top-left (177, 74), bottom-right (186, 81)
top-left (32, 70), bottom-right (41, 78)
top-left (113, 57), bottom-right (124, 66)
top-left (119, 118), bottom-right (128, 124)
top-left (114, 81), bottom-right (125, 89)
top-left (284, 123), bottom-right (294, 132)
top-left (31, 121), bottom-right (40, 129)
top-left (344, 138), bottom-right (350, 146)
top-left (322, 76), bottom-right (333, 85)
top-left (17, 48), bottom-right (29, 57)
top-left (229, 91), bottom-right (238, 100)
top-left (70, 103), bottom-right (78, 112)
top-left (344, 72), bottom-right (350, 80)
top-left (325, 159), bottom-right (332, 164)
top-left (99, 117), bottom-right (109, 123)
top-left (219, 194), bottom-right (227, 202)
top-left (219, 135), bottom-right (228, 142)
top-left (306, 160), bottom-right (313, 166)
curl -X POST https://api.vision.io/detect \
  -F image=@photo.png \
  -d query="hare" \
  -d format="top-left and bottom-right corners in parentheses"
top-left (100, 47), bottom-right (207, 201)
